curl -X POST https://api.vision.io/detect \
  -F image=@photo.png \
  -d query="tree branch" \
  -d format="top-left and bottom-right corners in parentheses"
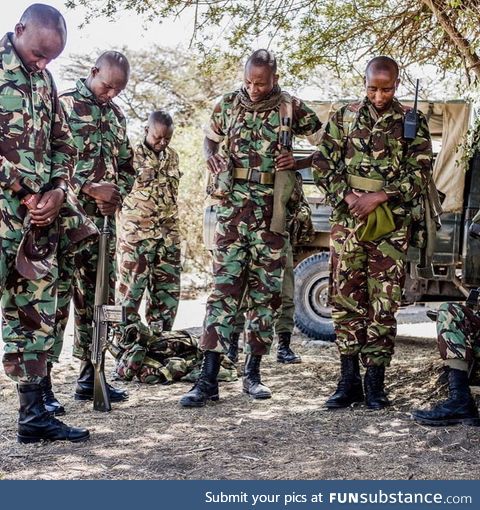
top-left (420, 0), bottom-right (480, 80)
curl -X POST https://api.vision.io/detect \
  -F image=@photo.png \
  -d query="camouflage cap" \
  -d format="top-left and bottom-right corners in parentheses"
top-left (16, 214), bottom-right (59, 280)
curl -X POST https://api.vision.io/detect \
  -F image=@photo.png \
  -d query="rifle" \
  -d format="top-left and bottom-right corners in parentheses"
top-left (91, 215), bottom-right (126, 412)
top-left (404, 79), bottom-right (419, 140)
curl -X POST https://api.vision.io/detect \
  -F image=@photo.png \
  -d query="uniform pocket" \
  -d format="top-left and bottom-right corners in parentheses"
top-left (0, 94), bottom-right (25, 112)
top-left (0, 95), bottom-right (26, 135)
top-left (136, 168), bottom-right (155, 184)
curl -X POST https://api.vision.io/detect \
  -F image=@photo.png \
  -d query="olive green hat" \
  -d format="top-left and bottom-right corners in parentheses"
top-left (358, 203), bottom-right (395, 242)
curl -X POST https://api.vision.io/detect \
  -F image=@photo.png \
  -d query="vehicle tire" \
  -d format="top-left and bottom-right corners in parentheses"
top-left (294, 251), bottom-right (336, 341)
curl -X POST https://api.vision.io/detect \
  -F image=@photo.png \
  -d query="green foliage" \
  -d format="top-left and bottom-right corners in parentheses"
top-left (65, 0), bottom-right (480, 82)
top-left (460, 112), bottom-right (480, 172)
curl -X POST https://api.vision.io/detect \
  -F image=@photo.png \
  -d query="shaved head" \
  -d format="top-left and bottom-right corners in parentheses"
top-left (364, 56), bottom-right (400, 114)
top-left (95, 51), bottom-right (130, 80)
top-left (148, 110), bottom-right (173, 128)
top-left (246, 49), bottom-right (277, 74)
top-left (19, 3), bottom-right (67, 37)
top-left (365, 56), bottom-right (399, 80)
top-left (13, 3), bottom-right (67, 72)
top-left (145, 110), bottom-right (174, 153)
top-left (243, 49), bottom-right (279, 103)
top-left (86, 51), bottom-right (130, 104)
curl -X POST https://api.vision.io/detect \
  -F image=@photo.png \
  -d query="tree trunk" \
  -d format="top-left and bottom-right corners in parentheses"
top-left (420, 0), bottom-right (480, 80)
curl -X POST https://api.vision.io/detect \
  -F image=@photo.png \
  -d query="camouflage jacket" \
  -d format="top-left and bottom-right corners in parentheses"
top-left (118, 141), bottom-right (182, 242)
top-left (59, 78), bottom-right (134, 214)
top-left (204, 90), bottom-right (322, 208)
top-left (312, 97), bottom-right (432, 226)
top-left (0, 33), bottom-right (76, 193)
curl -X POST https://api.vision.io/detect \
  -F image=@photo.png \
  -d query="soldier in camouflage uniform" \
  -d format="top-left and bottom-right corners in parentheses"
top-left (180, 49), bottom-right (321, 407)
top-left (412, 302), bottom-right (480, 426)
top-left (55, 51), bottom-right (135, 405)
top-left (0, 4), bottom-right (89, 443)
top-left (228, 172), bottom-right (315, 365)
top-left (313, 56), bottom-right (432, 410)
top-left (116, 111), bottom-right (182, 333)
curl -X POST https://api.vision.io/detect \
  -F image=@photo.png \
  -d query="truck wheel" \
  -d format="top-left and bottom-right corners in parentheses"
top-left (294, 252), bottom-right (336, 342)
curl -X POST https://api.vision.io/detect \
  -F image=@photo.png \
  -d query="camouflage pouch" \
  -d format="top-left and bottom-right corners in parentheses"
top-left (116, 343), bottom-right (148, 381)
top-left (205, 161), bottom-right (233, 199)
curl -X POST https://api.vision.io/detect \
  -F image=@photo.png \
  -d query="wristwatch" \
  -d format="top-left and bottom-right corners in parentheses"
top-left (15, 177), bottom-right (38, 200)
top-left (53, 180), bottom-right (68, 199)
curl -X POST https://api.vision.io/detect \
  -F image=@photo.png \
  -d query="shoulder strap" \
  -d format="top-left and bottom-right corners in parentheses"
top-left (224, 91), bottom-right (243, 152)
top-left (279, 92), bottom-right (293, 142)
top-left (279, 92), bottom-right (293, 119)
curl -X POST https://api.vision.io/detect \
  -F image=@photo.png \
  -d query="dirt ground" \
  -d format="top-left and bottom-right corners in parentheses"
top-left (1, 316), bottom-right (479, 481)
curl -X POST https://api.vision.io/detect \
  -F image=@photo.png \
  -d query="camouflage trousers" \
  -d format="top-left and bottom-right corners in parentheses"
top-left (436, 302), bottom-right (480, 372)
top-left (1, 194), bottom-right (57, 383)
top-left (49, 252), bottom-right (75, 363)
top-left (116, 235), bottom-right (181, 331)
top-left (234, 241), bottom-right (294, 337)
top-left (53, 214), bottom-right (116, 361)
top-left (201, 198), bottom-right (287, 355)
top-left (275, 242), bottom-right (294, 334)
top-left (329, 222), bottom-right (409, 367)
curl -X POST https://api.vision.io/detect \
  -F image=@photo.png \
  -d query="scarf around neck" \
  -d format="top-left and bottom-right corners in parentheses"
top-left (237, 84), bottom-right (283, 112)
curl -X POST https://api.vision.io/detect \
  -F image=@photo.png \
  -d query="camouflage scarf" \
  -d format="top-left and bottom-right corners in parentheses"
top-left (237, 84), bottom-right (283, 112)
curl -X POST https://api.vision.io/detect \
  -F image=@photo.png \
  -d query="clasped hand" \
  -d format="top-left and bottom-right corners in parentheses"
top-left (345, 190), bottom-right (388, 220)
top-left (85, 181), bottom-right (121, 216)
top-left (28, 189), bottom-right (65, 227)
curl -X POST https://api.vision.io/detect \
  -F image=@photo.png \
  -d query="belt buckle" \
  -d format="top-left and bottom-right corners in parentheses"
top-left (250, 169), bottom-right (260, 183)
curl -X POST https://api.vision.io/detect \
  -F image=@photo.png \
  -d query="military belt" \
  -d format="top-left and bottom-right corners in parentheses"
top-left (347, 174), bottom-right (384, 192)
top-left (233, 167), bottom-right (274, 186)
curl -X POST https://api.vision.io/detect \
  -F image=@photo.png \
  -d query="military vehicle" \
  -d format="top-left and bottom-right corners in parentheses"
top-left (204, 100), bottom-right (479, 341)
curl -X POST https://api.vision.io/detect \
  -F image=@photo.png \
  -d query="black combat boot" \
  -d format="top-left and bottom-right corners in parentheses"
top-left (227, 332), bottom-right (240, 364)
top-left (412, 368), bottom-right (480, 426)
top-left (17, 383), bottom-right (90, 444)
top-left (39, 361), bottom-right (65, 416)
top-left (243, 354), bottom-right (271, 399)
top-left (180, 351), bottom-right (221, 407)
top-left (74, 359), bottom-right (128, 402)
top-left (325, 355), bottom-right (364, 408)
top-left (364, 365), bottom-right (390, 409)
top-left (276, 332), bottom-right (301, 364)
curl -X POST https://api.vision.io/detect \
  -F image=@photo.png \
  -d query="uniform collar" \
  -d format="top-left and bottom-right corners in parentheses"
top-left (76, 78), bottom-right (115, 108)
top-left (140, 140), bottom-right (168, 161)
top-left (76, 78), bottom-right (95, 100)
top-left (1, 33), bottom-right (29, 73)
top-left (362, 97), bottom-right (403, 121)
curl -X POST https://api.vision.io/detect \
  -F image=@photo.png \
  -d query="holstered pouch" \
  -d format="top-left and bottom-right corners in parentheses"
top-left (205, 161), bottom-right (233, 199)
